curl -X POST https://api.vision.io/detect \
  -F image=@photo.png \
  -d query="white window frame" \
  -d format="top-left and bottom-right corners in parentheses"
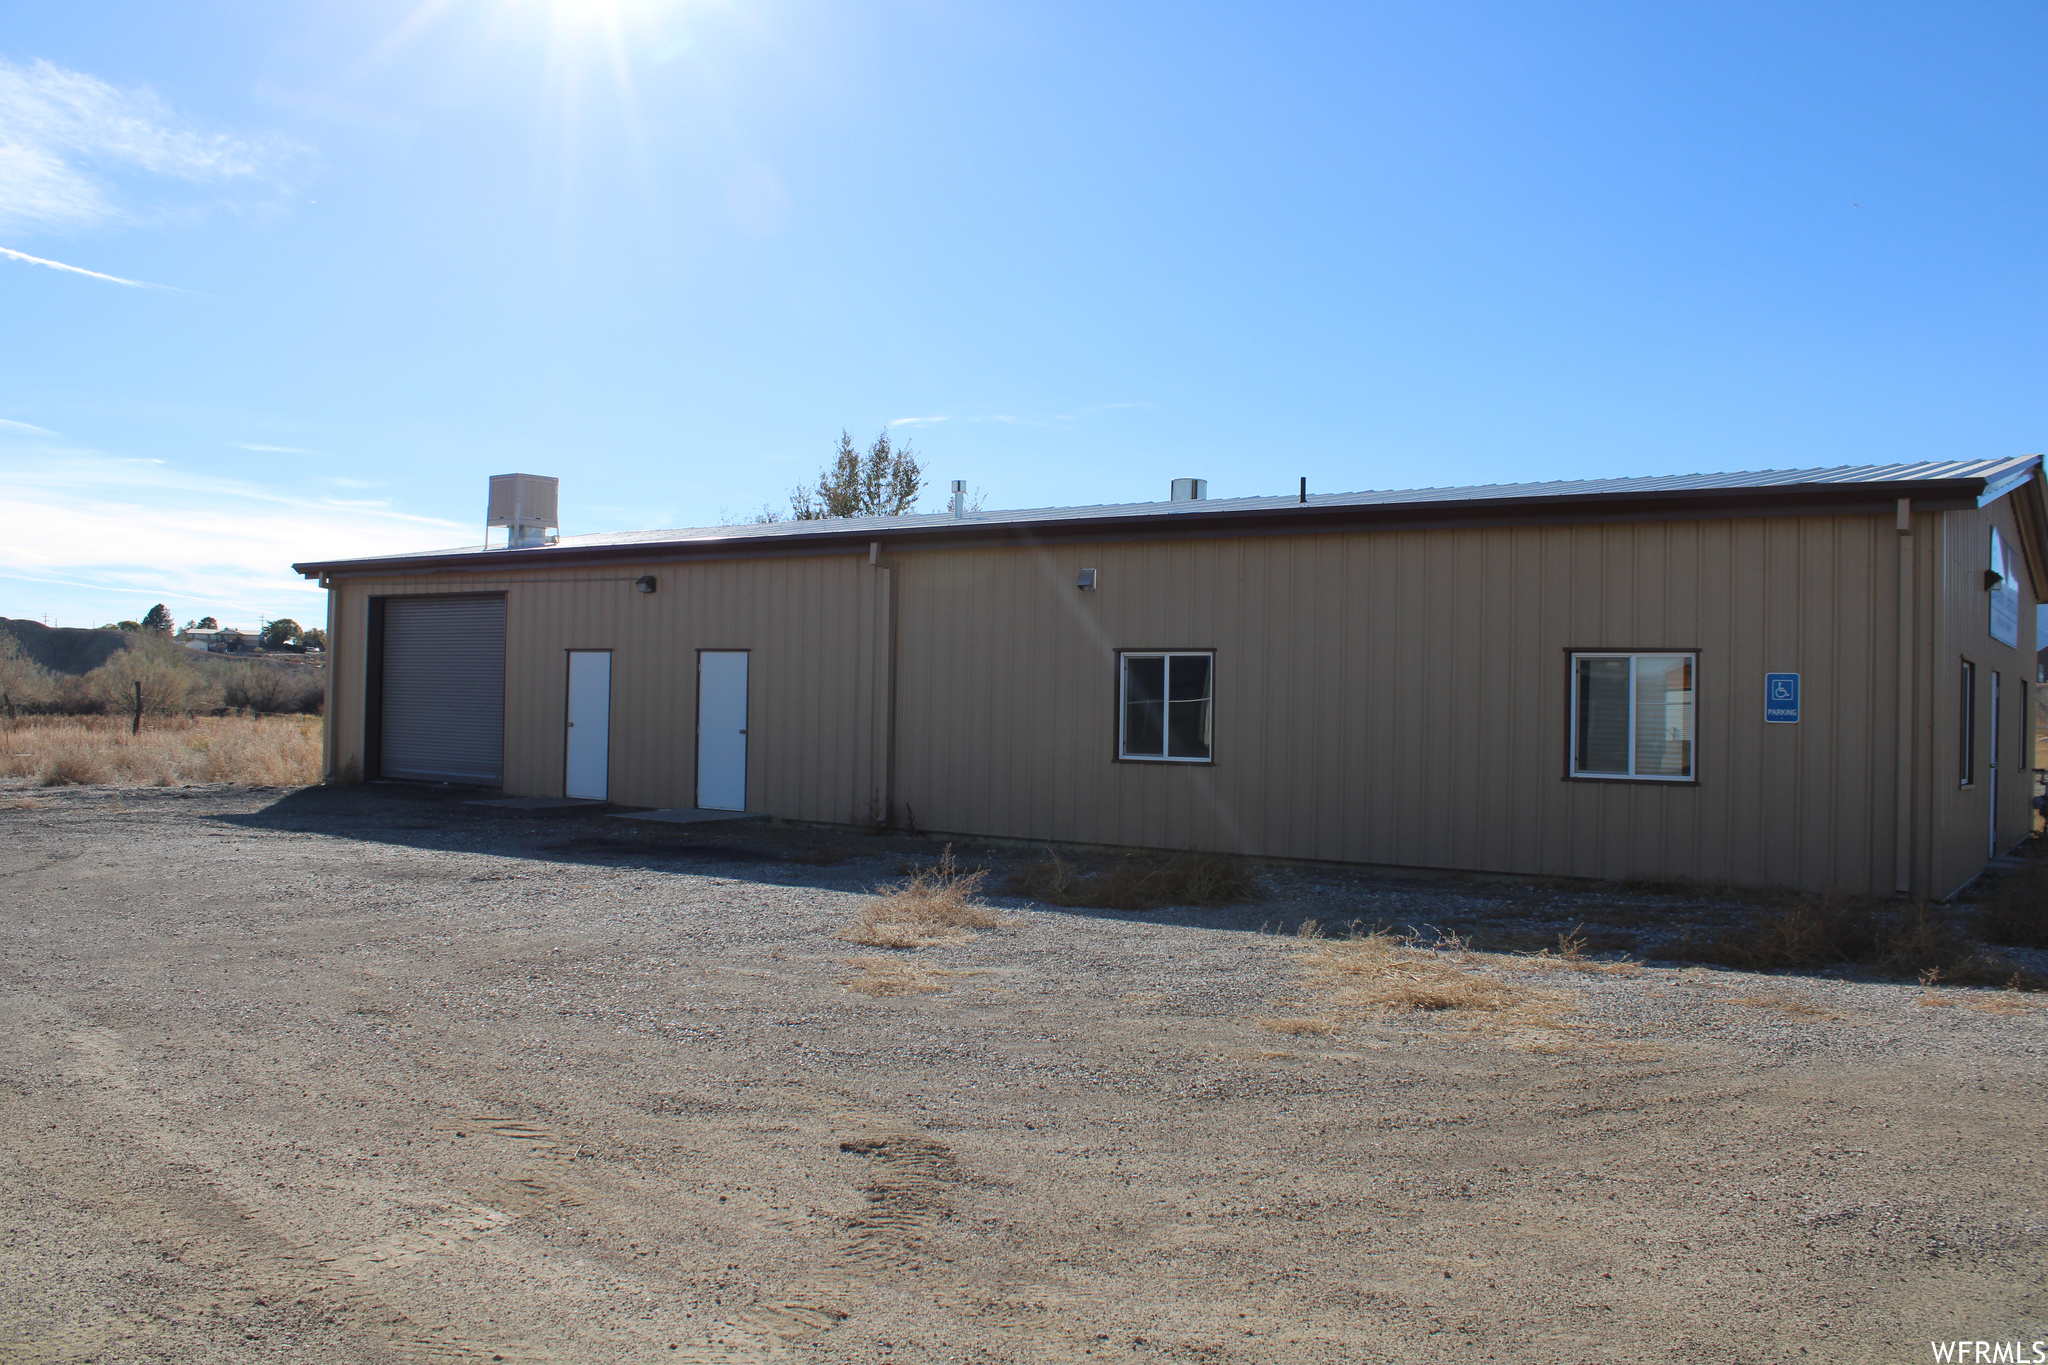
top-left (1118, 650), bottom-right (1214, 763)
top-left (1568, 651), bottom-right (1698, 782)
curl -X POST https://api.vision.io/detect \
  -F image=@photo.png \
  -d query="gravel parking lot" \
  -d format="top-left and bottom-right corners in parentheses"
top-left (2, 783), bottom-right (2044, 1364)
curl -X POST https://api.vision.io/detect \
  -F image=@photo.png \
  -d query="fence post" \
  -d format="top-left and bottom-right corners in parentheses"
top-left (2, 691), bottom-right (12, 723)
top-left (133, 680), bottom-right (142, 736)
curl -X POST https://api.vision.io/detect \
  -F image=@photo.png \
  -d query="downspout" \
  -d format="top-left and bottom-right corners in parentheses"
top-left (870, 541), bottom-right (897, 828)
top-left (1894, 499), bottom-right (1914, 896)
top-left (320, 573), bottom-right (337, 783)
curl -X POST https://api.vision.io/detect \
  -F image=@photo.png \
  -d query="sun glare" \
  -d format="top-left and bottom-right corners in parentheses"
top-left (532, 0), bottom-right (681, 35)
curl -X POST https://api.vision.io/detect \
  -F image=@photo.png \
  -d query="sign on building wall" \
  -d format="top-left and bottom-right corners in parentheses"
top-left (1765, 672), bottom-right (1800, 723)
top-left (1990, 527), bottom-right (2021, 648)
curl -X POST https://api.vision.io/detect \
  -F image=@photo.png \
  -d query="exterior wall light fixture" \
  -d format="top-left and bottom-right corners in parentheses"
top-left (1077, 568), bottom-right (1097, 590)
top-left (634, 575), bottom-right (657, 594)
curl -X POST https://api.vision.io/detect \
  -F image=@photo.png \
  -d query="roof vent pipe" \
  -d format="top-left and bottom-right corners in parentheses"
top-left (487, 473), bottom-right (560, 549)
top-left (951, 480), bottom-right (966, 519)
top-left (1171, 478), bottom-right (1207, 502)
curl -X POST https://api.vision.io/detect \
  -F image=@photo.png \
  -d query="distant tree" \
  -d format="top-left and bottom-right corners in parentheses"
top-left (298, 627), bottom-right (327, 651)
top-left (88, 636), bottom-right (217, 717)
top-left (114, 620), bottom-right (140, 632)
top-left (789, 430), bottom-right (924, 520)
top-left (140, 604), bottom-right (173, 634)
top-left (195, 615), bottom-right (218, 630)
top-left (260, 618), bottom-right (303, 651)
top-left (0, 633), bottom-right (54, 711)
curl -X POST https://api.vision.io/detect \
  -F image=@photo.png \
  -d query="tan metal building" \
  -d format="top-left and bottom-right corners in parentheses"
top-left (295, 457), bottom-right (2047, 900)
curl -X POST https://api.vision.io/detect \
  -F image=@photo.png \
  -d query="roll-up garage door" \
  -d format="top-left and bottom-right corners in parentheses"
top-left (379, 595), bottom-right (506, 785)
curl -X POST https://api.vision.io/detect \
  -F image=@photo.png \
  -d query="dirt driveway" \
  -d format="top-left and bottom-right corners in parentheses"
top-left (1, 784), bottom-right (2043, 1364)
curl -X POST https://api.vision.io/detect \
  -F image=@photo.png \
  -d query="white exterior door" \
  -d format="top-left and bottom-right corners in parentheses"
top-left (565, 651), bottom-right (611, 801)
top-left (696, 651), bottom-right (748, 811)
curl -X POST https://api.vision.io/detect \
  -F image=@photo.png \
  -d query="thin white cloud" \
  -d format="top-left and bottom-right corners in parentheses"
top-left (0, 57), bottom-right (303, 235)
top-left (0, 243), bottom-right (167, 288)
top-left (0, 448), bottom-right (466, 624)
top-left (0, 416), bottom-right (55, 435)
top-left (888, 402), bottom-right (1153, 431)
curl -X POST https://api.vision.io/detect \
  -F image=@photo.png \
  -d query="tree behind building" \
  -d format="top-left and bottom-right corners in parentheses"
top-left (789, 430), bottom-right (924, 520)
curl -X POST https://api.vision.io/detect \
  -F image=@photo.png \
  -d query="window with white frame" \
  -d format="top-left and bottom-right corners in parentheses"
top-left (1120, 651), bottom-right (1213, 761)
top-left (1569, 652), bottom-right (1696, 781)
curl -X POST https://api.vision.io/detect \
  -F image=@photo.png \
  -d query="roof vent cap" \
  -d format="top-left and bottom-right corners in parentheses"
top-left (487, 473), bottom-right (559, 549)
top-left (1170, 478), bottom-right (1207, 502)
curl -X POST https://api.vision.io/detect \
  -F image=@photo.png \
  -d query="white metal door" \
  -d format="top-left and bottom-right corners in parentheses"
top-left (1989, 670), bottom-right (2001, 855)
top-left (565, 651), bottom-right (611, 801)
top-left (696, 651), bottom-right (748, 811)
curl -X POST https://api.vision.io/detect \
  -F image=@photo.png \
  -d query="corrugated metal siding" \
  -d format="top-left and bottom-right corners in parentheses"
top-left (315, 505), bottom-right (2039, 895)
top-left (1927, 498), bottom-right (2041, 898)
top-left (887, 514), bottom-right (1904, 893)
top-left (379, 595), bottom-right (506, 784)
top-left (330, 558), bottom-right (877, 819)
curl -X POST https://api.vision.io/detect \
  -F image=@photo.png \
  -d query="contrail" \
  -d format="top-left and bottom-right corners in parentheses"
top-left (0, 245), bottom-right (169, 289)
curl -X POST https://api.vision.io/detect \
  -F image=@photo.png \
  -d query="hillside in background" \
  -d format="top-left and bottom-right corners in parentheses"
top-left (0, 619), bottom-right (134, 676)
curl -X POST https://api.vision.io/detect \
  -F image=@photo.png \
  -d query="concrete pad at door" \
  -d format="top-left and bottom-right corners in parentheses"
top-left (466, 796), bottom-right (612, 811)
top-left (612, 808), bottom-right (769, 827)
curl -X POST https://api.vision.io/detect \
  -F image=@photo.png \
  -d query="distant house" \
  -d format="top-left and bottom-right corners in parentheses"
top-left (296, 457), bottom-right (2046, 900)
top-left (181, 628), bottom-right (254, 654)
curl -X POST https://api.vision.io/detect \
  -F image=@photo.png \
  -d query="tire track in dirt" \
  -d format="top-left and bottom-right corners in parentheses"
top-left (318, 1115), bottom-right (593, 1363)
top-left (831, 1133), bottom-right (966, 1273)
top-left (29, 1022), bottom-right (577, 1363)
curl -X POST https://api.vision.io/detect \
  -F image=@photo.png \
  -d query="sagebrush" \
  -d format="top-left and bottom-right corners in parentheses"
top-left (0, 633), bottom-right (321, 718)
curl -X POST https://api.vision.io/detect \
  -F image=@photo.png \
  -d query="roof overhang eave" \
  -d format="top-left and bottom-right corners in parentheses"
top-left (291, 475), bottom-right (1998, 580)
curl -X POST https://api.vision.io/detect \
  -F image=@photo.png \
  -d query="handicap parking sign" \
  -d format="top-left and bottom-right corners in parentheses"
top-left (1765, 672), bottom-right (1799, 723)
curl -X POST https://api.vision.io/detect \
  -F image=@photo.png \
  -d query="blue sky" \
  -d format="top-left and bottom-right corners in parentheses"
top-left (0, 0), bottom-right (2042, 631)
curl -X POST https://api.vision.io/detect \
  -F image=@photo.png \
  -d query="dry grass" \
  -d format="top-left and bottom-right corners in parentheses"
top-left (842, 845), bottom-right (1002, 947)
top-left (1258, 925), bottom-right (1587, 1048)
top-left (0, 714), bottom-right (322, 788)
top-left (1515, 926), bottom-right (1645, 977)
top-left (1304, 929), bottom-right (1528, 1014)
top-left (1964, 993), bottom-right (2048, 1015)
top-left (1918, 989), bottom-right (2048, 1015)
top-left (1731, 992), bottom-right (1843, 1021)
top-left (1673, 892), bottom-right (2045, 990)
top-left (1004, 850), bottom-right (1261, 911)
top-left (835, 956), bottom-right (979, 997)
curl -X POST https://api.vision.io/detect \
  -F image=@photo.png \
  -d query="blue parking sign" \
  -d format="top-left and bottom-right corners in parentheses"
top-left (1765, 673), bottom-right (1800, 723)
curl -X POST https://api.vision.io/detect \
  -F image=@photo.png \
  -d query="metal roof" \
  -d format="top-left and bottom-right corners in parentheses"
top-left (295, 454), bottom-right (2043, 576)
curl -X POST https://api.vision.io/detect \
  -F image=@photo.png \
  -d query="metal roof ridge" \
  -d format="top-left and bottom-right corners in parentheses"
top-left (293, 455), bottom-right (2033, 575)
